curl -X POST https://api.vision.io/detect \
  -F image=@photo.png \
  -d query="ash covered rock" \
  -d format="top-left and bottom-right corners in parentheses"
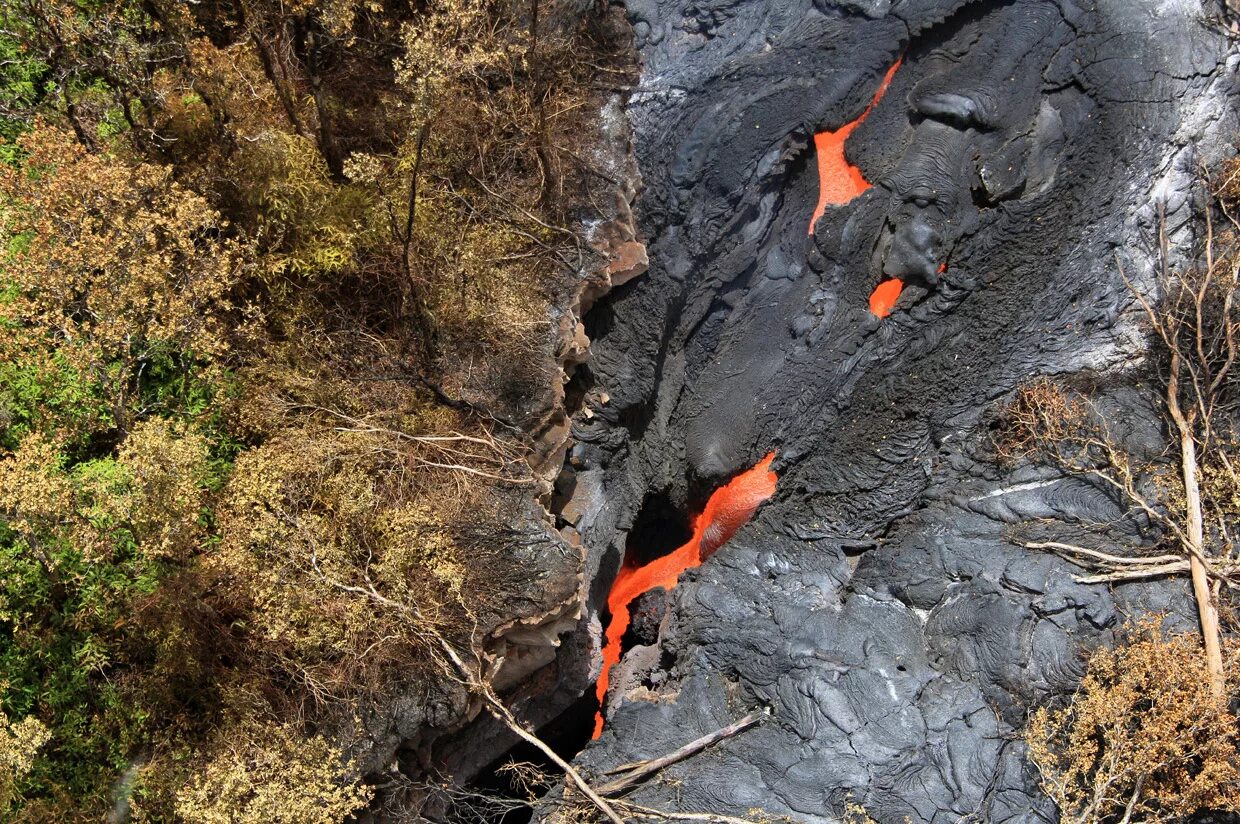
top-left (560, 0), bottom-right (1237, 820)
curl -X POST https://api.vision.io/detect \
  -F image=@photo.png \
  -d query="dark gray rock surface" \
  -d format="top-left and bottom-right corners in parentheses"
top-left (556, 0), bottom-right (1239, 820)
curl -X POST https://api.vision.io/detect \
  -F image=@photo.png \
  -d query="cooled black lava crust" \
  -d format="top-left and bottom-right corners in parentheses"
top-left (562, 1), bottom-right (1237, 821)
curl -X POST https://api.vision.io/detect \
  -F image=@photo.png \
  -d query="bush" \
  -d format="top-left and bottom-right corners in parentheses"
top-left (1026, 620), bottom-right (1240, 824)
top-left (0, 125), bottom-right (238, 449)
top-left (0, 714), bottom-right (50, 810)
top-left (174, 720), bottom-right (371, 824)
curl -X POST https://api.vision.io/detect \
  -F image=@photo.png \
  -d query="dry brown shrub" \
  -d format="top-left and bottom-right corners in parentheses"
top-left (992, 376), bottom-right (1171, 543)
top-left (1216, 155), bottom-right (1240, 207)
top-left (994, 378), bottom-right (1093, 463)
top-left (1026, 619), bottom-right (1240, 824)
top-left (208, 411), bottom-right (528, 708)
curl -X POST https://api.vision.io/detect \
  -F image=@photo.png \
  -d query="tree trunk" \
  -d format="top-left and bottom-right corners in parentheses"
top-left (1168, 348), bottom-right (1226, 698)
top-left (251, 30), bottom-right (309, 138)
top-left (402, 118), bottom-right (439, 363)
top-left (304, 27), bottom-right (345, 181)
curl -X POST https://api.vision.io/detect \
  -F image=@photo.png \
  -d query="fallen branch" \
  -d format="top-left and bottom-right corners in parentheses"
top-left (599, 711), bottom-right (767, 795)
top-left (1023, 541), bottom-right (1240, 585)
top-left (1074, 562), bottom-right (1194, 584)
top-left (478, 688), bottom-right (627, 824)
top-left (612, 799), bottom-right (773, 824)
top-left (1024, 541), bottom-right (1183, 567)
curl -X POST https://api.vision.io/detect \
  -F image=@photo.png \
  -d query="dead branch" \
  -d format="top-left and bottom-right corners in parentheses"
top-left (597, 711), bottom-right (767, 796)
top-left (1009, 187), bottom-right (1239, 697)
top-left (280, 403), bottom-right (534, 484)
top-left (1074, 564), bottom-right (1196, 585)
top-left (611, 800), bottom-right (777, 824)
top-left (1024, 541), bottom-right (1240, 585)
top-left (1023, 541), bottom-right (1183, 567)
top-left (1153, 200), bottom-right (1225, 696)
top-left (425, 627), bottom-right (626, 824)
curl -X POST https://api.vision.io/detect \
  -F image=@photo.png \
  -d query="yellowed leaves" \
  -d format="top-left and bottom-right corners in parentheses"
top-left (0, 434), bottom-right (74, 534)
top-left (0, 419), bottom-right (209, 564)
top-left (1, 126), bottom-right (236, 356)
top-left (0, 714), bottom-right (51, 811)
top-left (210, 425), bottom-right (471, 691)
top-left (1026, 620), bottom-right (1240, 824)
top-left (396, 0), bottom-right (513, 115)
top-left (0, 125), bottom-right (238, 438)
top-left (117, 419), bottom-right (209, 560)
top-left (174, 720), bottom-right (370, 824)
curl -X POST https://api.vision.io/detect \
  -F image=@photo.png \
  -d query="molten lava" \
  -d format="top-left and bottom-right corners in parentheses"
top-left (868, 264), bottom-right (945, 319)
top-left (869, 278), bottom-right (904, 318)
top-left (808, 60), bottom-right (901, 235)
top-left (593, 453), bottom-right (779, 738)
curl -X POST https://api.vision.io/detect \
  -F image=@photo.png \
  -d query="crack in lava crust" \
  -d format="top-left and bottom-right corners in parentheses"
top-left (593, 453), bottom-right (778, 738)
top-left (806, 59), bottom-right (906, 317)
top-left (807, 59), bottom-right (901, 236)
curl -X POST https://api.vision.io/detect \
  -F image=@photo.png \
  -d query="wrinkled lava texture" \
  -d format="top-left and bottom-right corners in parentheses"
top-left (557, 0), bottom-right (1238, 821)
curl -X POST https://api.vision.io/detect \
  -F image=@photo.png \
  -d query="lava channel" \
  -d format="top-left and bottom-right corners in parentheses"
top-left (871, 263), bottom-right (947, 319)
top-left (807, 59), bottom-right (900, 236)
top-left (805, 60), bottom-right (905, 318)
top-left (593, 453), bottom-right (779, 739)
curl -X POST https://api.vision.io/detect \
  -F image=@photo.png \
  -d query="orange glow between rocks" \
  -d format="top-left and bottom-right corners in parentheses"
top-left (808, 60), bottom-right (901, 235)
top-left (868, 263), bottom-right (945, 319)
top-left (593, 453), bottom-right (779, 738)
top-left (869, 278), bottom-right (904, 318)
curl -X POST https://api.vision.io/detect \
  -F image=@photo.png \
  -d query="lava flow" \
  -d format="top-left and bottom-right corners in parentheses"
top-left (807, 60), bottom-right (901, 235)
top-left (870, 263), bottom-right (947, 318)
top-left (869, 278), bottom-right (904, 318)
top-left (593, 453), bottom-right (779, 738)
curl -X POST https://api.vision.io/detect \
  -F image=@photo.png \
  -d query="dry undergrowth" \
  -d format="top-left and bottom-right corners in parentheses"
top-left (1026, 620), bottom-right (1240, 824)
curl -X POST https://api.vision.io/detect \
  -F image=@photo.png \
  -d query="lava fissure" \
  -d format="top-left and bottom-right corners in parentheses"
top-left (869, 278), bottom-right (905, 319)
top-left (807, 59), bottom-right (901, 236)
top-left (805, 59), bottom-right (909, 318)
top-left (593, 453), bottom-right (778, 738)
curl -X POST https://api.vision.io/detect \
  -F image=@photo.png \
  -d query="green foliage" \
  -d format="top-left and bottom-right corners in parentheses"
top-left (0, 0), bottom-right (613, 816)
top-left (0, 30), bottom-right (45, 157)
top-left (235, 132), bottom-right (379, 279)
top-left (0, 350), bottom-right (112, 452)
top-left (0, 126), bottom-right (240, 818)
top-left (0, 425), bottom-right (214, 813)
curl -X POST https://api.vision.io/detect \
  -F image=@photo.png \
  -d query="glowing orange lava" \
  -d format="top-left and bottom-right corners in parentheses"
top-left (869, 278), bottom-right (904, 318)
top-left (868, 263), bottom-right (946, 318)
top-left (593, 453), bottom-right (779, 738)
top-left (808, 60), bottom-right (901, 235)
